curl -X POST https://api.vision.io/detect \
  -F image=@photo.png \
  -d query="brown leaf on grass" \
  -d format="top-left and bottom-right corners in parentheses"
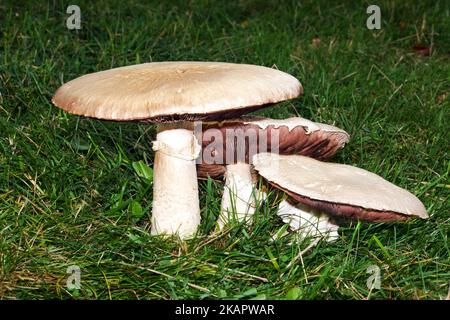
top-left (412, 44), bottom-right (433, 56)
top-left (311, 37), bottom-right (321, 48)
top-left (240, 20), bottom-right (248, 29)
top-left (436, 92), bottom-right (448, 105)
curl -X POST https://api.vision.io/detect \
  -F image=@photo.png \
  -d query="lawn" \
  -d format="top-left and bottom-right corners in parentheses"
top-left (0, 0), bottom-right (449, 300)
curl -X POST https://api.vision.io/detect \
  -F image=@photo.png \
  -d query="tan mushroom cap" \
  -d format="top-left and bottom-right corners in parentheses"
top-left (253, 153), bottom-right (428, 221)
top-left (52, 61), bottom-right (302, 122)
top-left (197, 117), bottom-right (350, 179)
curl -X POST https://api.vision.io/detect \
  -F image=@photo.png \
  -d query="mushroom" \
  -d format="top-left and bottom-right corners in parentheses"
top-left (196, 116), bottom-right (350, 228)
top-left (52, 61), bottom-right (301, 239)
top-left (252, 153), bottom-right (428, 223)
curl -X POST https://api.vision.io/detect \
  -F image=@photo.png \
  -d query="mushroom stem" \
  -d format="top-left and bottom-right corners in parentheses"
top-left (277, 199), bottom-right (339, 242)
top-left (151, 126), bottom-right (201, 239)
top-left (219, 162), bottom-right (259, 228)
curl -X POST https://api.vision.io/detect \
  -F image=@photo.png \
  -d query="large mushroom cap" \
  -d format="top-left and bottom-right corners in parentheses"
top-left (197, 117), bottom-right (350, 179)
top-left (252, 153), bottom-right (428, 221)
top-left (52, 61), bottom-right (302, 122)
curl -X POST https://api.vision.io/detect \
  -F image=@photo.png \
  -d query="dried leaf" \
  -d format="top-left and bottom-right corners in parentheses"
top-left (412, 44), bottom-right (433, 56)
top-left (312, 36), bottom-right (321, 48)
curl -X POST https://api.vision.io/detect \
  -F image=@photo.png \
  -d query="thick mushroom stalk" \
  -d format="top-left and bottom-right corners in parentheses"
top-left (277, 200), bottom-right (339, 242)
top-left (219, 163), bottom-right (258, 228)
top-left (151, 126), bottom-right (201, 239)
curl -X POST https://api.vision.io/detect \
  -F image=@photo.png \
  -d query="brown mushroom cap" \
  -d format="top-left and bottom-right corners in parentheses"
top-left (252, 153), bottom-right (428, 222)
top-left (52, 62), bottom-right (302, 122)
top-left (196, 117), bottom-right (350, 179)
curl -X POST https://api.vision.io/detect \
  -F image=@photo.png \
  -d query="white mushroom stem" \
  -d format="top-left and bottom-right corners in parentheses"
top-left (151, 126), bottom-right (201, 239)
top-left (219, 163), bottom-right (262, 228)
top-left (277, 200), bottom-right (339, 242)
top-left (217, 163), bottom-right (339, 243)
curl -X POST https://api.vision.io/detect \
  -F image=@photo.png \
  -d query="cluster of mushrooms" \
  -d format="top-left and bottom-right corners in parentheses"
top-left (52, 62), bottom-right (428, 241)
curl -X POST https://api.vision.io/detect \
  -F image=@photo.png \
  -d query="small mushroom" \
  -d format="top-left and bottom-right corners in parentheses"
top-left (52, 61), bottom-right (301, 239)
top-left (252, 153), bottom-right (428, 222)
top-left (196, 116), bottom-right (350, 228)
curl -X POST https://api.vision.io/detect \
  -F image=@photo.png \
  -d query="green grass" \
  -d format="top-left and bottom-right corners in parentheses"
top-left (0, 0), bottom-right (449, 300)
